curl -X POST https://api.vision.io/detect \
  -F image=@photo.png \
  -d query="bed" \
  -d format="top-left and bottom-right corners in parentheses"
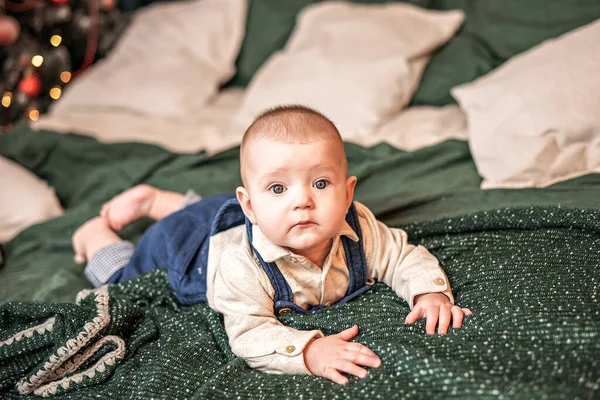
top-left (1, 0), bottom-right (599, 398)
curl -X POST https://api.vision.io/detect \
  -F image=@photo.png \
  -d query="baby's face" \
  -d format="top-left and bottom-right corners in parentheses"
top-left (243, 137), bottom-right (354, 258)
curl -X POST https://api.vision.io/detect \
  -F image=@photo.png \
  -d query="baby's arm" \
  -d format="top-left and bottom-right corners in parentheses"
top-left (356, 203), bottom-right (471, 334)
top-left (211, 249), bottom-right (381, 383)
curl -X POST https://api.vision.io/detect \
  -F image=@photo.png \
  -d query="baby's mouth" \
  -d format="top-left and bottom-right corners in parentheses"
top-left (294, 220), bottom-right (315, 228)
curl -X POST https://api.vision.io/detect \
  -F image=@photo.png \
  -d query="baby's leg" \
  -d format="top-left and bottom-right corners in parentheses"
top-left (72, 216), bottom-right (121, 264)
top-left (100, 184), bottom-right (185, 231)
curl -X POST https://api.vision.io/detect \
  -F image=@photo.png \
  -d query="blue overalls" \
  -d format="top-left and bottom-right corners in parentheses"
top-left (107, 194), bottom-right (373, 314)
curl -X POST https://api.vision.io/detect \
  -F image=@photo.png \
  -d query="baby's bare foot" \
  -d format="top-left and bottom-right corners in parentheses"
top-left (100, 184), bottom-right (158, 231)
top-left (72, 216), bottom-right (121, 264)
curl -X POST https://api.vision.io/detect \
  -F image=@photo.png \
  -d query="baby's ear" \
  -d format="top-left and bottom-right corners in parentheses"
top-left (236, 187), bottom-right (257, 224)
top-left (345, 176), bottom-right (357, 209)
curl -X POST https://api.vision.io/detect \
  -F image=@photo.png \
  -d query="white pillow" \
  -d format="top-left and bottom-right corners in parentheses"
top-left (0, 156), bottom-right (64, 244)
top-left (231, 1), bottom-right (464, 137)
top-left (51, 0), bottom-right (247, 118)
top-left (363, 105), bottom-right (468, 151)
top-left (34, 88), bottom-right (246, 154)
top-left (452, 19), bottom-right (600, 189)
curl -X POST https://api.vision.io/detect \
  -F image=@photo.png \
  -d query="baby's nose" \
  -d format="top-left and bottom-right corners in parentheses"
top-left (293, 188), bottom-right (314, 209)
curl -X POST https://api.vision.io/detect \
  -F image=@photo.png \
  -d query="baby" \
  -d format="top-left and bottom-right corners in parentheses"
top-left (73, 105), bottom-right (471, 384)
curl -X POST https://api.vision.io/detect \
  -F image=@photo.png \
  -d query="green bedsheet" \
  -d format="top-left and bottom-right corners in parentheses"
top-left (1, 123), bottom-right (599, 399)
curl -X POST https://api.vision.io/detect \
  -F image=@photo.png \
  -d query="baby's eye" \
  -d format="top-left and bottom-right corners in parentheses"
top-left (270, 184), bottom-right (285, 194)
top-left (314, 179), bottom-right (329, 190)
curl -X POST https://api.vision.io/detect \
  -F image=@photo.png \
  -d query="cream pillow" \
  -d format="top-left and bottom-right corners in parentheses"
top-left (34, 88), bottom-right (246, 154)
top-left (231, 1), bottom-right (464, 137)
top-left (363, 106), bottom-right (468, 151)
top-left (0, 156), bottom-right (64, 244)
top-left (452, 19), bottom-right (600, 189)
top-left (51, 0), bottom-right (247, 118)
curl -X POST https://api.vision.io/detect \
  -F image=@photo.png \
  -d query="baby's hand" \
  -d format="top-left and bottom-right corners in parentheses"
top-left (405, 293), bottom-right (472, 335)
top-left (100, 184), bottom-right (158, 231)
top-left (303, 325), bottom-right (381, 385)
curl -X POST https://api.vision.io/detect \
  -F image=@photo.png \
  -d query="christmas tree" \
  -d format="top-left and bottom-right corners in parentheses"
top-left (1, 0), bottom-right (130, 129)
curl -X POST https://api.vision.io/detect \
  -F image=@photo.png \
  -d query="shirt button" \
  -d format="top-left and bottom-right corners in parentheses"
top-left (289, 257), bottom-right (298, 263)
top-left (434, 277), bottom-right (445, 286)
top-left (286, 345), bottom-right (296, 353)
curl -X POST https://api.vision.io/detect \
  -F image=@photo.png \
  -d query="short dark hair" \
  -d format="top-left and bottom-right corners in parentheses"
top-left (240, 105), bottom-right (347, 186)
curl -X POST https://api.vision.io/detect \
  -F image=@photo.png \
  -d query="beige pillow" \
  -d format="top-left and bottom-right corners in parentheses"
top-left (231, 1), bottom-right (464, 137)
top-left (35, 88), bottom-right (246, 155)
top-left (363, 105), bottom-right (468, 151)
top-left (0, 156), bottom-right (64, 244)
top-left (51, 0), bottom-right (247, 118)
top-left (452, 19), bottom-right (600, 189)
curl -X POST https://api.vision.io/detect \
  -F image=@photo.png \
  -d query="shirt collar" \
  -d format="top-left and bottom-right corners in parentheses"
top-left (338, 220), bottom-right (359, 243)
top-left (251, 221), bottom-right (359, 263)
top-left (251, 225), bottom-right (289, 262)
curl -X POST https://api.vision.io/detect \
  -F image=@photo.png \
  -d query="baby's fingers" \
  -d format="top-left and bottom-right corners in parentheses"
top-left (335, 360), bottom-right (369, 380)
top-left (344, 343), bottom-right (381, 368)
top-left (404, 308), bottom-right (423, 325)
top-left (335, 325), bottom-right (359, 341)
top-left (451, 306), bottom-right (465, 328)
top-left (438, 305), bottom-right (451, 335)
top-left (348, 352), bottom-right (381, 368)
top-left (451, 306), bottom-right (473, 328)
top-left (425, 306), bottom-right (439, 335)
top-left (345, 342), bottom-right (377, 358)
top-left (324, 367), bottom-right (349, 385)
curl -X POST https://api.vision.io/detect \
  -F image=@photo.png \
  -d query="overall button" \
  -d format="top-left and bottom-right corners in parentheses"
top-left (289, 257), bottom-right (298, 263)
top-left (366, 278), bottom-right (376, 285)
top-left (278, 308), bottom-right (292, 315)
top-left (434, 277), bottom-right (445, 286)
top-left (286, 345), bottom-right (296, 353)
top-left (324, 301), bottom-right (332, 307)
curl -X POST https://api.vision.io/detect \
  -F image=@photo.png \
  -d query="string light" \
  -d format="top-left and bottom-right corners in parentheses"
top-left (49, 87), bottom-right (62, 100)
top-left (1, 92), bottom-right (11, 108)
top-left (31, 55), bottom-right (44, 67)
top-left (50, 35), bottom-right (63, 47)
top-left (1, 0), bottom-right (106, 128)
top-left (60, 71), bottom-right (71, 83)
top-left (28, 109), bottom-right (40, 121)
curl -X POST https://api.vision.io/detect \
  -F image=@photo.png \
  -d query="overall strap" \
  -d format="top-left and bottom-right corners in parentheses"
top-left (245, 219), bottom-right (295, 306)
top-left (342, 203), bottom-right (368, 295)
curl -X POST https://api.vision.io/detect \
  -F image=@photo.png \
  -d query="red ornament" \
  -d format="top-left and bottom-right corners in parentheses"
top-left (18, 76), bottom-right (42, 97)
top-left (51, 0), bottom-right (70, 4)
top-left (102, 0), bottom-right (116, 9)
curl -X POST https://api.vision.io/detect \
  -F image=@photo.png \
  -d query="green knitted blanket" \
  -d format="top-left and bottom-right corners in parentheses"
top-left (1, 206), bottom-right (599, 399)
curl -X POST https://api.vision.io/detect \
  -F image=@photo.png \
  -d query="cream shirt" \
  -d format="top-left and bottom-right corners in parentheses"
top-left (206, 201), bottom-right (453, 375)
